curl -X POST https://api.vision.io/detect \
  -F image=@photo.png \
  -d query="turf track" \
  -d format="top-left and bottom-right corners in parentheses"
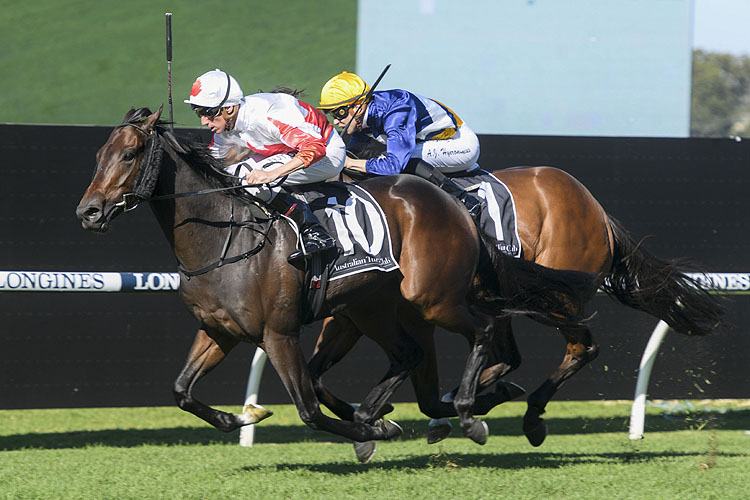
top-left (2, 401), bottom-right (749, 499)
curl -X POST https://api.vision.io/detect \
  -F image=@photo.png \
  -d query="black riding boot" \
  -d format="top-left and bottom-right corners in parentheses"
top-left (269, 192), bottom-right (336, 264)
top-left (404, 159), bottom-right (482, 218)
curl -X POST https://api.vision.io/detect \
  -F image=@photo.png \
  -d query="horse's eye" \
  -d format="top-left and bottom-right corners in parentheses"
top-left (123, 151), bottom-right (136, 162)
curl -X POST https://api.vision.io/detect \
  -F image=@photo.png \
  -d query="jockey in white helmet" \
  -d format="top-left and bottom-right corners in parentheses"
top-left (186, 69), bottom-right (346, 264)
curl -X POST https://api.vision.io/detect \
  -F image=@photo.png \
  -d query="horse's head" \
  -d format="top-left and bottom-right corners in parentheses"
top-left (76, 106), bottom-right (163, 232)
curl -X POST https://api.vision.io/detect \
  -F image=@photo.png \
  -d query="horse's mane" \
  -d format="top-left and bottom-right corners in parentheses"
top-left (348, 138), bottom-right (386, 161)
top-left (258, 86), bottom-right (305, 98)
top-left (125, 107), bottom-right (262, 205)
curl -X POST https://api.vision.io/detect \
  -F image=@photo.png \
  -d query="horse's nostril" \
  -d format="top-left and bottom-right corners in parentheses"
top-left (76, 203), bottom-right (101, 222)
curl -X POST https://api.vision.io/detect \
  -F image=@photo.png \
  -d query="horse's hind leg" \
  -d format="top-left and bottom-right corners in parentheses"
top-left (173, 326), bottom-right (272, 432)
top-left (262, 327), bottom-right (403, 445)
top-left (523, 325), bottom-right (599, 446)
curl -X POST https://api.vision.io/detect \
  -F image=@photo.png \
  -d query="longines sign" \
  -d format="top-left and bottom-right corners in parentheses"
top-left (1, 271), bottom-right (748, 293)
top-left (0, 271), bottom-right (180, 292)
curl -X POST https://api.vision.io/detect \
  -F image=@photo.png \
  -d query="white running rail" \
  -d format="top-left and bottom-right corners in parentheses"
top-left (3, 270), bottom-right (744, 445)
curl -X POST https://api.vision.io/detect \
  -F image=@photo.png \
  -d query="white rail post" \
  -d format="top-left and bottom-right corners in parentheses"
top-left (628, 320), bottom-right (671, 440)
top-left (239, 347), bottom-right (269, 447)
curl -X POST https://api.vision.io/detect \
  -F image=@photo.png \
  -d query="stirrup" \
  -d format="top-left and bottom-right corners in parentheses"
top-left (461, 194), bottom-right (482, 219)
top-left (287, 228), bottom-right (336, 263)
top-left (434, 175), bottom-right (482, 219)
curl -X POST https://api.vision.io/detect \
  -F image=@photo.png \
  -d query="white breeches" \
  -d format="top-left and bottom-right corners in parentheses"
top-left (412, 123), bottom-right (480, 173)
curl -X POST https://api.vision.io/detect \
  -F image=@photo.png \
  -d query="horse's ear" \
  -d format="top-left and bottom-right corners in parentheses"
top-left (123, 107), bottom-right (137, 121)
top-left (143, 105), bottom-right (164, 131)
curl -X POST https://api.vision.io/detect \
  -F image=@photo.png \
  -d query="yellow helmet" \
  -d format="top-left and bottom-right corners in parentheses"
top-left (319, 71), bottom-right (371, 109)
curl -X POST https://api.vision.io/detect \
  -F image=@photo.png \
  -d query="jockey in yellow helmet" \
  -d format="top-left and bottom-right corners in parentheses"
top-left (319, 71), bottom-right (481, 217)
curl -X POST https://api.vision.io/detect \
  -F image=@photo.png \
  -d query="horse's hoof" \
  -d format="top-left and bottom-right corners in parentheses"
top-left (462, 418), bottom-right (489, 445)
top-left (353, 441), bottom-right (377, 464)
top-left (239, 403), bottom-right (273, 425)
top-left (427, 418), bottom-right (452, 444)
top-left (498, 381), bottom-right (526, 401)
top-left (382, 419), bottom-right (403, 440)
top-left (523, 418), bottom-right (548, 447)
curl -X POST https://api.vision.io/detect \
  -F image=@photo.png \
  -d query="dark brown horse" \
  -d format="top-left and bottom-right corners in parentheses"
top-left (75, 107), bottom-right (595, 449)
top-left (308, 163), bottom-right (724, 453)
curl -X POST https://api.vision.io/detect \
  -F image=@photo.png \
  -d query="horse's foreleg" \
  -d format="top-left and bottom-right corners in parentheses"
top-left (263, 328), bottom-right (403, 444)
top-left (403, 321), bottom-right (458, 444)
top-left (452, 311), bottom-right (497, 445)
top-left (438, 317), bottom-right (525, 412)
top-left (349, 317), bottom-right (423, 426)
top-left (310, 306), bottom-right (420, 464)
top-left (523, 325), bottom-right (599, 447)
top-left (173, 326), bottom-right (272, 432)
top-left (465, 319), bottom-right (526, 413)
top-left (420, 301), bottom-right (496, 445)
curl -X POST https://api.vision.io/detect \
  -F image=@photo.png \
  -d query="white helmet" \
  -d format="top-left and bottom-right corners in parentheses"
top-left (184, 69), bottom-right (244, 108)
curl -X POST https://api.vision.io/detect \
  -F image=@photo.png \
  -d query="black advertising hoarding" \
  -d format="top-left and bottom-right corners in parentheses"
top-left (1, 124), bottom-right (747, 408)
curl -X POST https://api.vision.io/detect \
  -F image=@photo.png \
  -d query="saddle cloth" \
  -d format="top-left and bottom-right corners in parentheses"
top-left (293, 183), bottom-right (400, 281)
top-left (449, 169), bottom-right (522, 258)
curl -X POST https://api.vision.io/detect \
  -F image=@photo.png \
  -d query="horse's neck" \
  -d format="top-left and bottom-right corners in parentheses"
top-left (150, 149), bottom-right (231, 264)
top-left (150, 147), bottom-right (285, 276)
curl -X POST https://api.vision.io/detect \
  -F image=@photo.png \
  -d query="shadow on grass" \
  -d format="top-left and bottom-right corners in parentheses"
top-left (238, 449), bottom-right (750, 474)
top-left (2, 412), bottom-right (749, 451)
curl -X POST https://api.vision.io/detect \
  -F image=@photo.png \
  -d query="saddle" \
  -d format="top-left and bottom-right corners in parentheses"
top-left (446, 169), bottom-right (522, 258)
top-left (287, 182), bottom-right (400, 323)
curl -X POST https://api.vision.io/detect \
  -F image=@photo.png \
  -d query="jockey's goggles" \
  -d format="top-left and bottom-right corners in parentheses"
top-left (191, 104), bottom-right (223, 119)
top-left (327, 106), bottom-right (350, 120)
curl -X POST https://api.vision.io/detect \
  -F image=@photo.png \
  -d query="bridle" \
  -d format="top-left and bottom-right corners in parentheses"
top-left (112, 122), bottom-right (159, 212)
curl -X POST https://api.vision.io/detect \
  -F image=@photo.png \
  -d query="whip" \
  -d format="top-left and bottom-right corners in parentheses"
top-left (165, 13), bottom-right (174, 130)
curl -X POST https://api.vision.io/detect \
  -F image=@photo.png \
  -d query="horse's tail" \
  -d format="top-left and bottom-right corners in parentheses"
top-left (601, 215), bottom-right (724, 335)
top-left (476, 233), bottom-right (597, 328)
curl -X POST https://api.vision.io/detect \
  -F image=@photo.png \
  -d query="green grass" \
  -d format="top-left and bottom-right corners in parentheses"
top-left (1, 401), bottom-right (749, 499)
top-left (0, 0), bottom-right (355, 127)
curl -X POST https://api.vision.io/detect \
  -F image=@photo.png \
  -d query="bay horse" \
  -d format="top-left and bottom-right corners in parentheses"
top-left (75, 106), bottom-right (596, 448)
top-left (308, 160), bottom-right (724, 453)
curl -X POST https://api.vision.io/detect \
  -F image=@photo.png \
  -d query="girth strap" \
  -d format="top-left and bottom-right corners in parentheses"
top-left (300, 252), bottom-right (331, 324)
